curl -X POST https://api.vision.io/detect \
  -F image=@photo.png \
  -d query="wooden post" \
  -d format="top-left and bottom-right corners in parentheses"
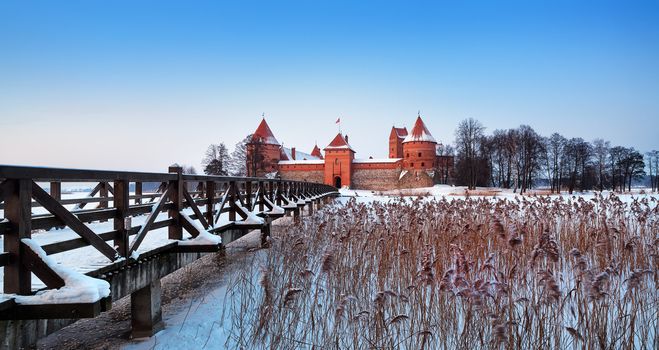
top-left (258, 181), bottom-right (265, 212)
top-left (50, 181), bottom-right (61, 201)
top-left (99, 182), bottom-right (109, 222)
top-left (228, 181), bottom-right (236, 222)
top-left (135, 181), bottom-right (143, 205)
top-left (245, 181), bottom-right (252, 211)
top-left (168, 166), bottom-right (183, 240)
top-left (4, 179), bottom-right (32, 295)
top-left (268, 181), bottom-right (274, 203)
top-left (206, 181), bottom-right (215, 228)
top-left (276, 181), bottom-right (282, 206)
top-left (114, 180), bottom-right (130, 258)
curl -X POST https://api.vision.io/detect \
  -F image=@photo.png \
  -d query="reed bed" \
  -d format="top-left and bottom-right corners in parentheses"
top-left (223, 193), bottom-right (658, 349)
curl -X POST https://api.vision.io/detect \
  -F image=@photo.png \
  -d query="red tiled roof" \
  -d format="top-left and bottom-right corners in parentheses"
top-left (324, 133), bottom-right (355, 151)
top-left (251, 118), bottom-right (280, 145)
top-left (393, 127), bottom-right (408, 138)
top-left (311, 144), bottom-right (324, 159)
top-left (402, 116), bottom-right (436, 143)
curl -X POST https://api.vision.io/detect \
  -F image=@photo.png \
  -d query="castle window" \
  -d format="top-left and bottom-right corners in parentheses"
top-left (418, 152), bottom-right (422, 157)
top-left (406, 153), bottom-right (409, 158)
top-left (411, 162), bottom-right (414, 167)
top-left (421, 162), bottom-right (425, 167)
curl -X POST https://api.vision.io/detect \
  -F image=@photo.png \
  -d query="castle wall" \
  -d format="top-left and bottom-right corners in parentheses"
top-left (351, 167), bottom-right (402, 191)
top-left (398, 169), bottom-right (435, 189)
top-left (279, 163), bottom-right (325, 183)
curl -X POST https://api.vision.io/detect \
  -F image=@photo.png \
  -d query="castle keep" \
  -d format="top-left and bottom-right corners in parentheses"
top-left (246, 116), bottom-right (453, 190)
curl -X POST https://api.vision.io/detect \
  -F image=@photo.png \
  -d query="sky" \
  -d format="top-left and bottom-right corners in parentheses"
top-left (1, 0), bottom-right (658, 172)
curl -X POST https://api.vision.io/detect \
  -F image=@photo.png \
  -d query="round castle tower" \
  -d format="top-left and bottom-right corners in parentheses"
top-left (402, 116), bottom-right (437, 170)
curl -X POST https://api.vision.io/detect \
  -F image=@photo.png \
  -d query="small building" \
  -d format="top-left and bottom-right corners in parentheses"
top-left (246, 115), bottom-right (454, 190)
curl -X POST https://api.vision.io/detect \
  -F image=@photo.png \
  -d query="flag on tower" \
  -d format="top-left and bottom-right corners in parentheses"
top-left (336, 117), bottom-right (340, 124)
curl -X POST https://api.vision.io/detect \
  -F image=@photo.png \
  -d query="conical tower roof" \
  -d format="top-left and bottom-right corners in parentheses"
top-left (324, 133), bottom-right (355, 152)
top-left (402, 116), bottom-right (436, 143)
top-left (311, 144), bottom-right (323, 159)
top-left (251, 118), bottom-right (280, 145)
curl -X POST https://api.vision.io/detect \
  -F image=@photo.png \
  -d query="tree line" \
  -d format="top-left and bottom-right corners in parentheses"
top-left (453, 118), bottom-right (658, 193)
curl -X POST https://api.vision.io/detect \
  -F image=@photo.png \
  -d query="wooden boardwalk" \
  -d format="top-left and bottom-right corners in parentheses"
top-left (0, 165), bottom-right (337, 348)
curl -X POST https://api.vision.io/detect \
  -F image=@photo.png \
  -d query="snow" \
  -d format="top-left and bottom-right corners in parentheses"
top-left (353, 158), bottom-right (401, 164)
top-left (281, 147), bottom-right (320, 161)
top-left (399, 170), bottom-right (408, 179)
top-left (263, 198), bottom-right (285, 214)
top-left (14, 239), bottom-right (110, 305)
top-left (179, 230), bottom-right (222, 246)
top-left (402, 131), bottom-right (436, 143)
top-left (278, 159), bottom-right (324, 165)
top-left (236, 205), bottom-right (265, 225)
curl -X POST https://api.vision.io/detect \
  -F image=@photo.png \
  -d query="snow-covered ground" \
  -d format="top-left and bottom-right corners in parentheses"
top-left (337, 185), bottom-right (659, 205)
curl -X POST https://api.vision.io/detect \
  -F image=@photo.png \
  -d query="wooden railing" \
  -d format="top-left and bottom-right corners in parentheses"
top-left (0, 165), bottom-right (337, 297)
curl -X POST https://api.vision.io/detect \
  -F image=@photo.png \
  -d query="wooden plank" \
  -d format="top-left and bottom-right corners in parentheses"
top-left (128, 186), bottom-right (171, 255)
top-left (20, 242), bottom-right (65, 289)
top-left (0, 252), bottom-right (10, 267)
top-left (3, 179), bottom-right (32, 294)
top-left (173, 244), bottom-right (221, 253)
top-left (182, 188), bottom-right (209, 229)
top-left (31, 182), bottom-right (119, 261)
top-left (0, 297), bottom-right (110, 320)
top-left (0, 165), bottom-right (177, 182)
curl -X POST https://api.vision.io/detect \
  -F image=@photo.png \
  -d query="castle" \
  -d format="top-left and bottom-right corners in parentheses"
top-left (246, 115), bottom-right (453, 190)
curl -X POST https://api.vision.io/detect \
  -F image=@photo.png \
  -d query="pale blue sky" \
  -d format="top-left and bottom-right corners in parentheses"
top-left (1, 0), bottom-right (657, 172)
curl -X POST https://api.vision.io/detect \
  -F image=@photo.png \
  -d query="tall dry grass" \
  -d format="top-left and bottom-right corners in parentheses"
top-left (223, 193), bottom-right (658, 349)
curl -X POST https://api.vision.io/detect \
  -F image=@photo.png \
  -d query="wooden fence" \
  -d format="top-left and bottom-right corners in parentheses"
top-left (0, 165), bottom-right (337, 323)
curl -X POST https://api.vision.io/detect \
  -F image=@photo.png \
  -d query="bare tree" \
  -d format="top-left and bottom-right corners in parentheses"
top-left (229, 134), bottom-right (252, 177)
top-left (202, 142), bottom-right (230, 175)
top-left (455, 118), bottom-right (488, 190)
top-left (592, 139), bottom-right (610, 191)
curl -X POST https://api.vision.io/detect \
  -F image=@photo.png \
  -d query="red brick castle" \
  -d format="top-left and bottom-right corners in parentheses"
top-left (246, 115), bottom-right (453, 190)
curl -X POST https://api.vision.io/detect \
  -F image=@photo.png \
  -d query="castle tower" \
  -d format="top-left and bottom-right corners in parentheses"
top-left (389, 127), bottom-right (408, 158)
top-left (246, 118), bottom-right (282, 177)
top-left (310, 144), bottom-right (324, 159)
top-left (402, 116), bottom-right (437, 170)
top-left (324, 133), bottom-right (354, 188)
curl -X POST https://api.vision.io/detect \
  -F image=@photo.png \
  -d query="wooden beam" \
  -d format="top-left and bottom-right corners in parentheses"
top-left (31, 182), bottom-right (119, 261)
top-left (168, 166), bottom-right (183, 240)
top-left (74, 182), bottom-right (102, 210)
top-left (128, 186), bottom-right (171, 255)
top-left (113, 180), bottom-right (130, 257)
top-left (20, 242), bottom-right (65, 289)
top-left (3, 179), bottom-right (32, 294)
top-left (180, 214), bottom-right (200, 238)
top-left (0, 180), bottom-right (11, 203)
top-left (0, 297), bottom-right (111, 320)
top-left (214, 187), bottom-right (230, 225)
top-left (182, 188), bottom-right (209, 229)
top-left (0, 252), bottom-right (10, 267)
top-left (205, 181), bottom-right (215, 227)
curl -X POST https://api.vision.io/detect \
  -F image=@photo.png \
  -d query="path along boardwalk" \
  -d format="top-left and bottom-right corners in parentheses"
top-left (0, 165), bottom-right (338, 349)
